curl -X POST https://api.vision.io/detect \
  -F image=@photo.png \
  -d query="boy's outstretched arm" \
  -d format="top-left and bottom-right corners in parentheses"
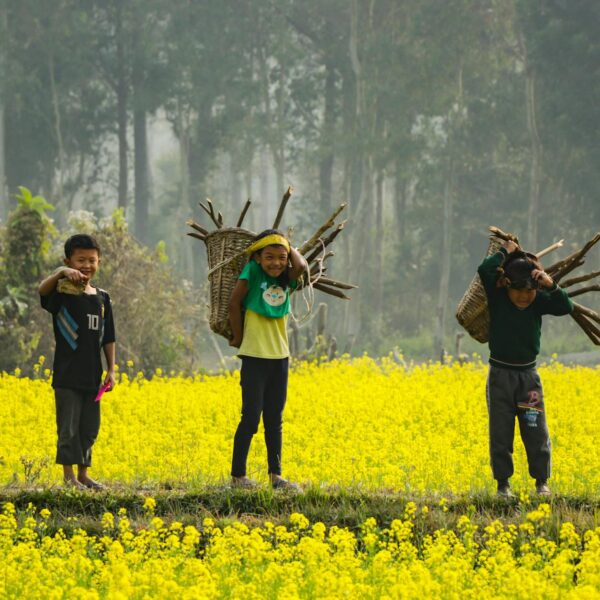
top-left (103, 342), bottom-right (116, 390)
top-left (288, 247), bottom-right (308, 281)
top-left (228, 279), bottom-right (248, 348)
top-left (39, 266), bottom-right (88, 296)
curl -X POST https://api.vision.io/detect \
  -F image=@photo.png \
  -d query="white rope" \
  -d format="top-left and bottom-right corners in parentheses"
top-left (290, 238), bottom-right (326, 326)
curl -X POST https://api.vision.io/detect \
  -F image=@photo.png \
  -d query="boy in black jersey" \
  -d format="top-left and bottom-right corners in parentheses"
top-left (39, 234), bottom-right (116, 489)
top-left (478, 239), bottom-right (573, 498)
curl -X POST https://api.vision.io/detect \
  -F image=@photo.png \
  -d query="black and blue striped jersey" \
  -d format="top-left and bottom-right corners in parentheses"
top-left (41, 287), bottom-right (116, 390)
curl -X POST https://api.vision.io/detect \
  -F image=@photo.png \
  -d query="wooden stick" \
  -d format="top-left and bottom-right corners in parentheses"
top-left (488, 226), bottom-right (519, 245)
top-left (535, 239), bottom-right (564, 259)
top-left (561, 270), bottom-right (600, 288)
top-left (186, 219), bottom-right (209, 236)
top-left (299, 204), bottom-right (347, 255)
top-left (554, 259), bottom-right (585, 282)
top-left (568, 284), bottom-right (600, 298)
top-left (573, 302), bottom-right (600, 325)
top-left (571, 311), bottom-right (600, 345)
top-left (273, 186), bottom-right (293, 229)
top-left (313, 281), bottom-right (350, 300)
top-left (554, 233), bottom-right (600, 281)
top-left (236, 199), bottom-right (252, 227)
top-left (198, 200), bottom-right (222, 228)
top-left (217, 211), bottom-right (224, 227)
top-left (186, 232), bottom-right (206, 242)
top-left (304, 223), bottom-right (345, 264)
top-left (308, 251), bottom-right (334, 271)
top-left (546, 250), bottom-right (581, 275)
top-left (312, 276), bottom-right (358, 290)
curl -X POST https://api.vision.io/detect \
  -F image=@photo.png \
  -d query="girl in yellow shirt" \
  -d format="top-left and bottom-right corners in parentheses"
top-left (229, 230), bottom-right (307, 489)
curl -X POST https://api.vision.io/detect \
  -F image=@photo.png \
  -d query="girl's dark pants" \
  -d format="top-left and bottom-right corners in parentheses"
top-left (55, 388), bottom-right (100, 466)
top-left (231, 357), bottom-right (288, 477)
top-left (486, 366), bottom-right (551, 482)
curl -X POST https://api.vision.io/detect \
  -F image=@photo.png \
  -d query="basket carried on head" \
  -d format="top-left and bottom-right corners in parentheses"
top-left (456, 227), bottom-right (518, 343)
top-left (205, 228), bottom-right (255, 339)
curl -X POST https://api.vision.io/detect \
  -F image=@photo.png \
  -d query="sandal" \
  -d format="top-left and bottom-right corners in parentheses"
top-left (231, 476), bottom-right (258, 489)
top-left (271, 478), bottom-right (299, 491)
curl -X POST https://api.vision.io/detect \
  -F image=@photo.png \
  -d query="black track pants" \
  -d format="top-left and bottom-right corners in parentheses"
top-left (486, 366), bottom-right (551, 482)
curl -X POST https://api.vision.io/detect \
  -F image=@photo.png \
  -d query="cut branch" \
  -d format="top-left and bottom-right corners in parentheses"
top-left (304, 222), bottom-right (345, 264)
top-left (573, 302), bottom-right (600, 325)
top-left (568, 284), bottom-right (600, 299)
top-left (488, 226), bottom-right (520, 245)
top-left (312, 276), bottom-right (358, 290)
top-left (236, 199), bottom-right (252, 227)
top-left (199, 199), bottom-right (221, 228)
top-left (553, 232), bottom-right (600, 282)
top-left (571, 311), bottom-right (600, 345)
top-left (313, 281), bottom-right (350, 300)
top-left (561, 270), bottom-right (600, 288)
top-left (273, 186), bottom-right (293, 229)
top-left (186, 219), bottom-right (209, 236)
top-left (546, 250), bottom-right (581, 276)
top-left (187, 232), bottom-right (206, 242)
top-left (299, 203), bottom-right (347, 255)
top-left (535, 239), bottom-right (564, 259)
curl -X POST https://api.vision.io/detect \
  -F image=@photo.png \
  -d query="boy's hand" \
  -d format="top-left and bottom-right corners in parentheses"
top-left (103, 370), bottom-right (116, 391)
top-left (62, 267), bottom-right (89, 284)
top-left (501, 240), bottom-right (519, 254)
top-left (531, 269), bottom-right (555, 289)
top-left (229, 336), bottom-right (242, 348)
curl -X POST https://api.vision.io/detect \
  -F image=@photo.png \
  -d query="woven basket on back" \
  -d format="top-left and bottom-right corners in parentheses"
top-left (455, 237), bottom-right (503, 343)
top-left (205, 228), bottom-right (256, 339)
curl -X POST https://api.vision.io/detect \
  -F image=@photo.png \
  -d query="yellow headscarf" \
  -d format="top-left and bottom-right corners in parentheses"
top-left (245, 234), bottom-right (290, 255)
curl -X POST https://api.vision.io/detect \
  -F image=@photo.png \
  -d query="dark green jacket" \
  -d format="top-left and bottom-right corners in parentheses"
top-left (477, 249), bottom-right (574, 369)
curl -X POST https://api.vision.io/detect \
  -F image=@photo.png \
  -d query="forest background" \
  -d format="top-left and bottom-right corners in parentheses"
top-left (0, 0), bottom-right (599, 374)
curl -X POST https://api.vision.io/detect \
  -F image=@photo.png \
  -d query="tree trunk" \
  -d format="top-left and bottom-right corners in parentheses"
top-left (0, 9), bottom-right (6, 220)
top-left (394, 158), bottom-right (406, 242)
top-left (133, 104), bottom-right (150, 242)
top-left (319, 62), bottom-right (336, 214)
top-left (374, 169), bottom-right (384, 330)
top-left (116, 2), bottom-right (128, 210)
top-left (48, 52), bottom-right (66, 225)
top-left (0, 102), bottom-right (5, 220)
top-left (177, 102), bottom-right (193, 281)
top-left (433, 164), bottom-right (454, 361)
top-left (525, 69), bottom-right (542, 251)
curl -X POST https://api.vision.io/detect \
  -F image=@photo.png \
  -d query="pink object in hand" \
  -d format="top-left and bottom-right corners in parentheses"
top-left (95, 383), bottom-right (112, 402)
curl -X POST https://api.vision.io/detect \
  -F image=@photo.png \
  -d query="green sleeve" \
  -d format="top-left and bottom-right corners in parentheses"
top-left (238, 260), bottom-right (255, 285)
top-left (536, 286), bottom-right (574, 316)
top-left (477, 249), bottom-right (507, 296)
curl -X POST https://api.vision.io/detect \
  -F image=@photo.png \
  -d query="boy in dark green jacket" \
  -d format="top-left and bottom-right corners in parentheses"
top-left (477, 239), bottom-right (573, 498)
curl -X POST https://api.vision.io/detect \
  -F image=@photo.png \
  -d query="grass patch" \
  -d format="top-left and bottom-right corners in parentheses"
top-left (2, 484), bottom-right (599, 540)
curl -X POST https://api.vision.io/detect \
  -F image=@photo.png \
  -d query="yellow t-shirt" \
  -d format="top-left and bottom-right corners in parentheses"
top-left (238, 309), bottom-right (290, 359)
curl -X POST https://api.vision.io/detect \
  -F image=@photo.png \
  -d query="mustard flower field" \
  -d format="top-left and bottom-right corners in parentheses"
top-left (1, 358), bottom-right (600, 598)
top-left (1, 357), bottom-right (599, 494)
top-left (2, 500), bottom-right (600, 598)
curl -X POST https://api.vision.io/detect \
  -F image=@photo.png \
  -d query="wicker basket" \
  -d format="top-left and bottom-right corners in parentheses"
top-left (455, 237), bottom-right (503, 343)
top-left (205, 228), bottom-right (256, 339)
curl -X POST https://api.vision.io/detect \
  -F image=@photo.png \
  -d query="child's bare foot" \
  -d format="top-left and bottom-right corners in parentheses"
top-left (77, 476), bottom-right (105, 490)
top-left (231, 476), bottom-right (257, 489)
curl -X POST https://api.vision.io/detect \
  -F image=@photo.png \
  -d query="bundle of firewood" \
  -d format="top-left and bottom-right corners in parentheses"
top-left (457, 226), bottom-right (600, 345)
top-left (187, 187), bottom-right (356, 339)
